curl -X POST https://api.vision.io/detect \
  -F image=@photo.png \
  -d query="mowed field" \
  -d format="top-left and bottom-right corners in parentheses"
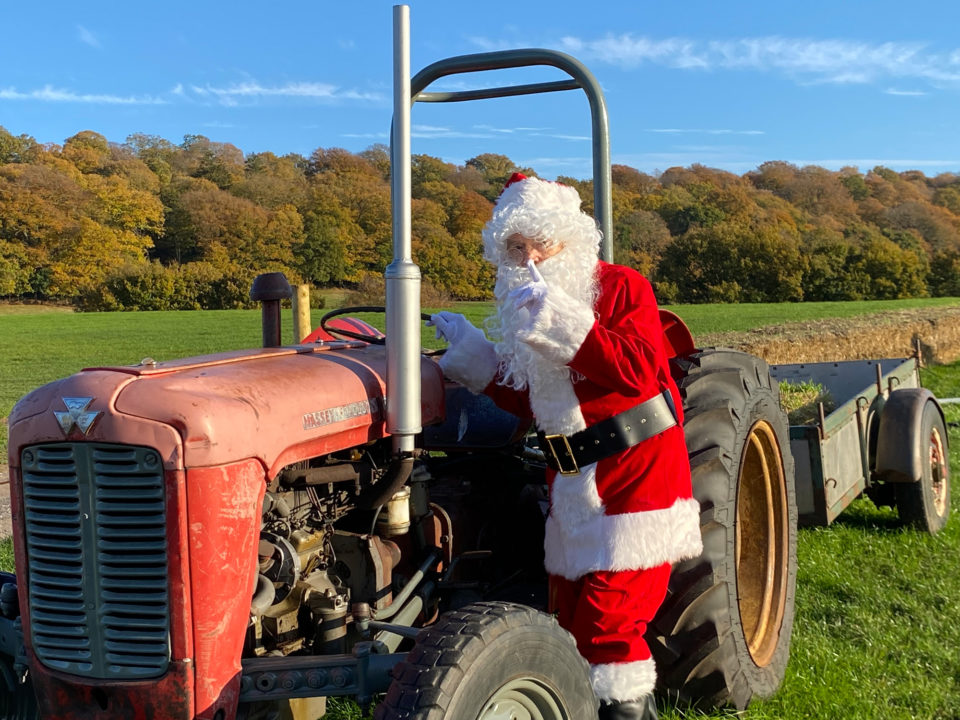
top-left (1, 298), bottom-right (959, 719)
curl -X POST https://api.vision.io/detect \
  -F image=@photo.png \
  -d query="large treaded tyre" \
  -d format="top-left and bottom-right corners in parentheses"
top-left (650, 348), bottom-right (798, 710)
top-left (0, 674), bottom-right (39, 720)
top-left (375, 601), bottom-right (596, 720)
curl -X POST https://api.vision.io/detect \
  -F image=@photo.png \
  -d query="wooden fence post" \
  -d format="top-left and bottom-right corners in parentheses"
top-left (292, 284), bottom-right (312, 343)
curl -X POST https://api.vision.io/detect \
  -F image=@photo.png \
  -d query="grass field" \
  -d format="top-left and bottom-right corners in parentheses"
top-left (1, 298), bottom-right (959, 719)
top-left (4, 295), bottom-right (959, 444)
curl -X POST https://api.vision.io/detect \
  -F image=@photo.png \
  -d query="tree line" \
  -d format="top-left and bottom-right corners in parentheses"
top-left (1, 126), bottom-right (959, 310)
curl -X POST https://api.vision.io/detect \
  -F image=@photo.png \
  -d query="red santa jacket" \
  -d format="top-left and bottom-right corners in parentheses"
top-left (442, 261), bottom-right (702, 580)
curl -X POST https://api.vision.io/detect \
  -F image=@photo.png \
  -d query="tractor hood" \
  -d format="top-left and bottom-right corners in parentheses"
top-left (10, 342), bottom-right (445, 476)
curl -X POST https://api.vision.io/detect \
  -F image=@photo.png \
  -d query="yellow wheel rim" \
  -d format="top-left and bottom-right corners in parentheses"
top-left (735, 420), bottom-right (790, 667)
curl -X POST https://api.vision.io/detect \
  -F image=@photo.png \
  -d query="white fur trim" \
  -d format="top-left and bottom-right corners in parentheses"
top-left (527, 363), bottom-right (586, 436)
top-left (519, 285), bottom-right (596, 366)
top-left (590, 658), bottom-right (657, 703)
top-left (549, 465), bottom-right (604, 530)
top-left (544, 497), bottom-right (703, 580)
top-left (438, 333), bottom-right (498, 394)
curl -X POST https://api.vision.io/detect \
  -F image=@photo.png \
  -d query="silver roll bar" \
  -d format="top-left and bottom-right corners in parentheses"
top-left (410, 50), bottom-right (612, 259)
top-left (386, 5), bottom-right (613, 459)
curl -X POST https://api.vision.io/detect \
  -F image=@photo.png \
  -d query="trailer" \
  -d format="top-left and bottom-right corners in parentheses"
top-left (771, 355), bottom-right (950, 533)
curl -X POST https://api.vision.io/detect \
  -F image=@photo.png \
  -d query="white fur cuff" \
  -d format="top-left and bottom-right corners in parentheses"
top-left (438, 334), bottom-right (498, 394)
top-left (590, 658), bottom-right (657, 703)
top-left (519, 288), bottom-right (595, 365)
top-left (544, 497), bottom-right (703, 580)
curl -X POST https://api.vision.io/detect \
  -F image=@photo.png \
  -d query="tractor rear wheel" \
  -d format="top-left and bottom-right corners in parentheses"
top-left (375, 601), bottom-right (595, 719)
top-left (650, 349), bottom-right (797, 710)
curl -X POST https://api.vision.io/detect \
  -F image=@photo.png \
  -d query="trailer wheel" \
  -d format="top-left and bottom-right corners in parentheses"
top-left (896, 400), bottom-right (950, 534)
top-left (650, 348), bottom-right (797, 710)
top-left (375, 601), bottom-right (595, 720)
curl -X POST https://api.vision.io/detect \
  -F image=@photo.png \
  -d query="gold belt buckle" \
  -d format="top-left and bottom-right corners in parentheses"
top-left (542, 434), bottom-right (580, 475)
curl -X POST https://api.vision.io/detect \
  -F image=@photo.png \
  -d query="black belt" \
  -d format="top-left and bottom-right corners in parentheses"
top-left (537, 391), bottom-right (678, 475)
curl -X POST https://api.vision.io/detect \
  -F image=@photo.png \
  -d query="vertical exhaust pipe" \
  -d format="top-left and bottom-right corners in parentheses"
top-left (250, 272), bottom-right (293, 348)
top-left (385, 4), bottom-right (421, 457)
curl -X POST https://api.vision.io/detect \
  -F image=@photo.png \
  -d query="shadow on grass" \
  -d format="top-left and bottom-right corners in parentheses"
top-left (827, 498), bottom-right (903, 532)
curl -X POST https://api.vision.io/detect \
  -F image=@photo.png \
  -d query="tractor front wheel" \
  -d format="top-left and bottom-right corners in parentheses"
top-left (375, 601), bottom-right (595, 720)
top-left (0, 673), bottom-right (39, 720)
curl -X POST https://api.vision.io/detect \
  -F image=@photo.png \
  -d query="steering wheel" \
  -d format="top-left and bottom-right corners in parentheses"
top-left (319, 306), bottom-right (445, 355)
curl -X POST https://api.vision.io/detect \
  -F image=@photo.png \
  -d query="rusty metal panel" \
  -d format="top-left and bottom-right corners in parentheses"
top-left (112, 345), bottom-right (446, 474)
top-left (32, 659), bottom-right (194, 719)
top-left (186, 460), bottom-right (266, 720)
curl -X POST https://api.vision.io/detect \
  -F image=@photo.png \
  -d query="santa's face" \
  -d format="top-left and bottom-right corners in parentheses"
top-left (487, 237), bottom-right (599, 392)
top-left (504, 233), bottom-right (564, 266)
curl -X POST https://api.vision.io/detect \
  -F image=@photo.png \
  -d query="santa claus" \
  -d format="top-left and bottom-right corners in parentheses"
top-left (431, 173), bottom-right (702, 720)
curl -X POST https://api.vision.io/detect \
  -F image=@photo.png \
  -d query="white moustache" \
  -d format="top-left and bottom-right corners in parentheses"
top-left (488, 246), bottom-right (600, 391)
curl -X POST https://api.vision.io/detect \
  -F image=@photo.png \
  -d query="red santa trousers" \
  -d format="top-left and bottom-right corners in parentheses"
top-left (550, 563), bottom-right (671, 699)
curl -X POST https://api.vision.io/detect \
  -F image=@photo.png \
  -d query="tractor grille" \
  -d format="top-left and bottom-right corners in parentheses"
top-left (20, 443), bottom-right (170, 679)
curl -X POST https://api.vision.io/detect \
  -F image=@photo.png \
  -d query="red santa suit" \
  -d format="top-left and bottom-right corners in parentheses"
top-left (435, 175), bottom-right (702, 706)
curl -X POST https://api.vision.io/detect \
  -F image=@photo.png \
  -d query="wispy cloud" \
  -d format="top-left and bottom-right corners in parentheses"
top-left (0, 85), bottom-right (165, 104)
top-left (885, 88), bottom-right (926, 96)
top-left (554, 34), bottom-right (960, 86)
top-left (411, 124), bottom-right (496, 139)
top-left (562, 36), bottom-right (708, 69)
top-left (546, 133), bottom-right (590, 141)
top-left (77, 25), bottom-right (100, 48)
top-left (474, 124), bottom-right (519, 134)
top-left (517, 156), bottom-right (594, 176)
top-left (468, 36), bottom-right (535, 52)
top-left (647, 128), bottom-right (765, 136)
top-left (342, 131), bottom-right (389, 139)
top-left (403, 123), bottom-right (590, 143)
top-left (190, 81), bottom-right (384, 106)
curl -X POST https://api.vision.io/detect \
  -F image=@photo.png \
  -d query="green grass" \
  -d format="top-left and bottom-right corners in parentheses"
top-left (657, 362), bottom-right (960, 720)
top-left (4, 295), bottom-right (958, 419)
top-left (2, 299), bottom-right (960, 719)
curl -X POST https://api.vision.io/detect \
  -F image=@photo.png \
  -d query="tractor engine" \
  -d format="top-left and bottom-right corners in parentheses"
top-left (247, 450), bottom-right (399, 660)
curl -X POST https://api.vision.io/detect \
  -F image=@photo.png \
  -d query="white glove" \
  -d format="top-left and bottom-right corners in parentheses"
top-left (428, 311), bottom-right (478, 345)
top-left (507, 260), bottom-right (549, 319)
top-left (431, 311), bottom-right (498, 393)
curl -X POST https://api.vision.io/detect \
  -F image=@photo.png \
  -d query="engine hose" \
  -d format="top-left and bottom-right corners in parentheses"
top-left (250, 574), bottom-right (276, 616)
top-left (357, 456), bottom-right (414, 510)
top-left (373, 548), bottom-right (441, 621)
top-left (262, 493), bottom-right (292, 518)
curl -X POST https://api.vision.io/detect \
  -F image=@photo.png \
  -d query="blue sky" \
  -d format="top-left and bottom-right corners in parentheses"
top-left (2, 1), bottom-right (959, 179)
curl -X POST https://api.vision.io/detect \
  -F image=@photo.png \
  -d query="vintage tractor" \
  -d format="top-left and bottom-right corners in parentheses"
top-left (0, 6), bottom-right (802, 719)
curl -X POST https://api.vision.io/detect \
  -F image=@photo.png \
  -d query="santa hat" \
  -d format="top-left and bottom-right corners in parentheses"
top-left (482, 173), bottom-right (601, 266)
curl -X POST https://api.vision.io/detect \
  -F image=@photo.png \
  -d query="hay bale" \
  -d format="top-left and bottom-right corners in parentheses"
top-left (780, 380), bottom-right (834, 425)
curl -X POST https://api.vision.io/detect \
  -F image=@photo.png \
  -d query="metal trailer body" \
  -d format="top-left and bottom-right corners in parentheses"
top-left (770, 356), bottom-right (937, 526)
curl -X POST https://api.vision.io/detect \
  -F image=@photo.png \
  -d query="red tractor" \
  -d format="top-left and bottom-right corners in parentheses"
top-left (0, 7), bottom-right (798, 718)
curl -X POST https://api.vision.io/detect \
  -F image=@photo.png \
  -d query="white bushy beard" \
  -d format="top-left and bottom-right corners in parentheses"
top-left (485, 244), bottom-right (599, 394)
